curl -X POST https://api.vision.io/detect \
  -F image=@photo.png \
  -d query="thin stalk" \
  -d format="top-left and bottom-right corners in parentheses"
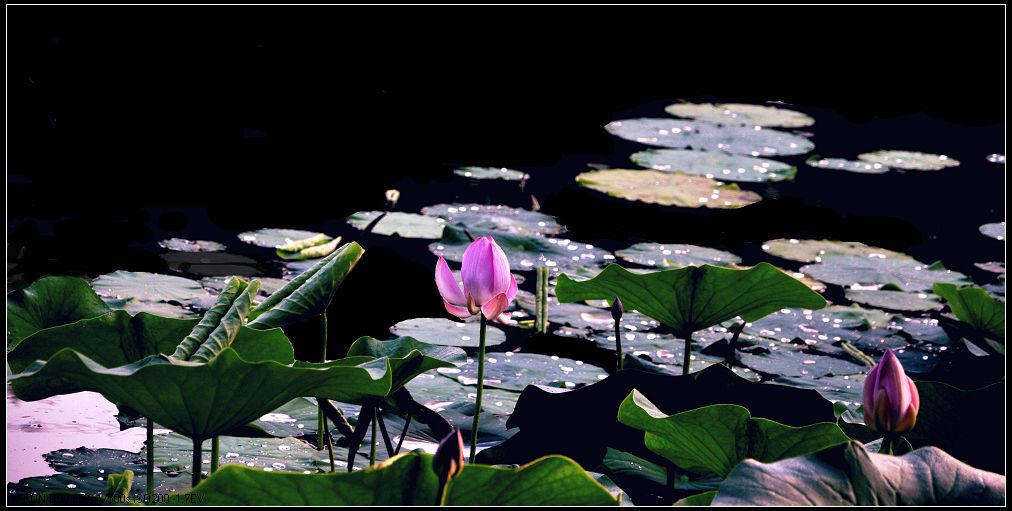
top-left (394, 414), bottom-right (412, 456)
top-left (535, 268), bottom-right (545, 333)
top-left (191, 438), bottom-right (203, 489)
top-left (682, 332), bottom-right (693, 376)
top-left (469, 313), bottom-right (489, 463)
top-left (210, 436), bottom-right (219, 474)
top-left (317, 312), bottom-right (328, 450)
top-left (614, 316), bottom-right (623, 371)
top-left (879, 434), bottom-right (895, 455)
top-left (146, 418), bottom-right (154, 503)
top-left (323, 417), bottom-right (336, 472)
top-left (539, 268), bottom-right (549, 334)
top-left (369, 409), bottom-right (378, 466)
top-left (376, 408), bottom-right (396, 457)
top-left (725, 322), bottom-right (745, 368)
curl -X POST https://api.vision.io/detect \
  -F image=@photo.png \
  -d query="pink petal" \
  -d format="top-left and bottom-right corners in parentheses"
top-left (878, 350), bottom-right (911, 426)
top-left (505, 273), bottom-right (518, 302)
top-left (444, 299), bottom-right (474, 320)
top-left (435, 256), bottom-right (467, 306)
top-left (462, 237), bottom-right (511, 306)
top-left (480, 292), bottom-right (510, 320)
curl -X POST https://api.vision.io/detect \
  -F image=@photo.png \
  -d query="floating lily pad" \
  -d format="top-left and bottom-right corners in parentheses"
top-left (844, 289), bottom-right (943, 312)
top-left (615, 242), bottom-right (740, 268)
top-left (974, 261), bottom-right (1005, 274)
top-left (160, 252), bottom-right (263, 277)
top-left (437, 352), bottom-right (607, 392)
top-left (857, 150), bottom-right (959, 171)
top-left (986, 153), bottom-right (1005, 164)
top-left (420, 203), bottom-right (564, 236)
top-left (388, 317), bottom-right (507, 348)
top-left (979, 222), bottom-right (1005, 240)
top-left (737, 343), bottom-right (866, 378)
top-left (605, 118), bottom-right (814, 156)
top-left (158, 238), bottom-right (226, 252)
top-left (153, 431), bottom-right (337, 478)
top-left (91, 271), bottom-right (210, 304)
top-left (454, 166), bottom-right (529, 181)
top-left (800, 256), bottom-right (970, 292)
top-left (664, 102), bottom-right (815, 128)
top-left (737, 305), bottom-right (900, 353)
top-left (237, 229), bottom-right (325, 249)
top-left (200, 276), bottom-right (288, 298)
top-left (806, 157), bottom-right (890, 174)
top-left (575, 169), bottom-right (762, 209)
top-left (515, 290), bottom-right (659, 334)
top-left (103, 298), bottom-right (199, 319)
top-left (772, 373), bottom-right (866, 407)
top-left (8, 445), bottom-right (178, 498)
top-left (761, 239), bottom-right (910, 263)
top-left (631, 149), bottom-right (796, 182)
top-left (405, 372), bottom-right (519, 416)
top-left (347, 211), bottom-right (444, 239)
top-left (430, 226), bottom-right (612, 273)
top-left (276, 237), bottom-right (342, 261)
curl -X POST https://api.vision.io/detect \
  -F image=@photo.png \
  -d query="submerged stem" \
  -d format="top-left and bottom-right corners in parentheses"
top-left (210, 436), bottom-right (219, 474)
top-left (469, 313), bottom-right (489, 463)
top-left (725, 322), bottom-right (745, 368)
top-left (191, 438), bottom-right (203, 489)
top-left (146, 418), bottom-right (154, 503)
top-left (369, 409), bottom-right (378, 466)
top-left (394, 414), bottom-right (412, 456)
top-left (682, 332), bottom-right (693, 376)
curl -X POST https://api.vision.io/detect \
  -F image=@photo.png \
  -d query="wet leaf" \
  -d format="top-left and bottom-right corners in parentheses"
top-left (420, 203), bottom-right (564, 236)
top-left (347, 211), bottom-right (445, 239)
top-left (91, 271), bottom-right (210, 304)
top-left (761, 238), bottom-right (910, 263)
top-left (605, 118), bottom-right (814, 156)
top-left (979, 222), bottom-right (1005, 241)
top-left (575, 169), bottom-right (762, 209)
top-left (845, 289), bottom-right (943, 312)
top-left (631, 149), bottom-right (796, 182)
top-left (389, 317), bottom-right (507, 348)
top-left (430, 225), bottom-right (612, 273)
top-left (932, 283), bottom-right (1004, 341)
top-left (276, 237), bottom-right (341, 261)
top-left (7, 276), bottom-right (111, 350)
top-left (437, 352), bottom-right (607, 392)
top-left (237, 228), bottom-right (324, 249)
top-left (455, 166), bottom-right (530, 181)
top-left (857, 150), bottom-right (959, 171)
top-left (614, 242), bottom-right (740, 268)
top-left (664, 102), bottom-right (814, 128)
top-left (158, 238), bottom-right (226, 252)
top-left (806, 157), bottom-right (890, 174)
top-left (801, 255), bottom-right (970, 292)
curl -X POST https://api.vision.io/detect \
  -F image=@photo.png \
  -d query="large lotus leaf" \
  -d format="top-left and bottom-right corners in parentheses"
top-left (247, 242), bottom-right (364, 328)
top-left (773, 373), bottom-right (867, 408)
top-left (664, 102), bottom-right (815, 128)
top-left (806, 156), bottom-right (890, 174)
top-left (801, 255), bottom-right (970, 292)
top-left (933, 283), bottom-right (1004, 341)
top-left (631, 149), bottom-right (796, 182)
top-left (91, 271), bottom-right (210, 304)
top-left (7, 310), bottom-right (294, 375)
top-left (7, 276), bottom-right (112, 350)
top-left (437, 352), bottom-right (608, 392)
top-left (160, 252), bottom-right (263, 277)
top-left (476, 364), bottom-right (838, 468)
top-left (597, 448), bottom-right (723, 506)
top-left (710, 442), bottom-right (1004, 505)
top-left (345, 336), bottom-right (466, 395)
top-left (455, 165), bottom-right (529, 181)
top-left (430, 225), bottom-right (612, 273)
top-left (575, 169), bottom-right (762, 209)
top-left (389, 317), bottom-right (507, 348)
top-left (420, 203), bottom-right (564, 236)
top-left (555, 263), bottom-right (827, 335)
top-left (605, 118), bottom-right (814, 156)
top-left (515, 290), bottom-right (659, 334)
top-left (346, 211), bottom-right (445, 239)
top-left (857, 150), bottom-right (960, 171)
top-left (979, 222), bottom-right (1005, 240)
top-left (9, 348), bottom-right (392, 440)
top-left (102, 298), bottom-right (198, 319)
top-left (736, 343), bottom-right (867, 378)
top-left (275, 237), bottom-right (341, 261)
top-left (405, 372), bottom-right (519, 416)
top-left (158, 238), bottom-right (226, 252)
top-left (237, 228), bottom-right (324, 248)
top-left (618, 390), bottom-right (849, 478)
top-left (615, 242), bottom-right (740, 268)
top-left (845, 289), bottom-right (943, 312)
top-left (761, 238), bottom-right (910, 263)
top-left (186, 451), bottom-right (617, 506)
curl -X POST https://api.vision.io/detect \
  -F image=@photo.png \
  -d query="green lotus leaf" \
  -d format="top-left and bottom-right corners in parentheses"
top-left (555, 263), bottom-right (827, 335)
top-left (761, 238), bottom-right (911, 263)
top-left (158, 238), bottom-right (227, 252)
top-left (237, 228), bottom-right (324, 248)
top-left (389, 317), bottom-right (508, 348)
top-left (172, 277), bottom-right (260, 363)
top-left (710, 442), bottom-right (1004, 505)
top-left (454, 165), bottom-right (529, 181)
top-left (185, 451), bottom-right (617, 506)
top-left (664, 102), bottom-right (814, 128)
top-left (6, 276), bottom-right (112, 350)
top-left (343, 336), bottom-right (466, 397)
top-left (617, 390), bottom-right (850, 478)
top-left (800, 255), bottom-right (970, 292)
top-left (420, 203), bottom-right (564, 236)
top-left (857, 150), bottom-right (959, 171)
top-left (9, 347), bottom-right (392, 440)
top-left (932, 283), bottom-right (1004, 342)
top-left (347, 211), bottom-right (445, 239)
top-left (276, 236), bottom-right (342, 261)
top-left (631, 149), bottom-right (796, 183)
top-left (844, 289), bottom-right (943, 312)
top-left (247, 242), bottom-right (364, 328)
top-left (430, 225), bottom-right (612, 273)
top-left (575, 169), bottom-right (762, 209)
top-left (604, 118), bottom-right (814, 156)
top-left (806, 156), bottom-right (890, 174)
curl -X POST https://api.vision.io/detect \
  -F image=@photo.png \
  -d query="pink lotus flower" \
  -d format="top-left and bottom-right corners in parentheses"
top-left (435, 236), bottom-right (517, 320)
top-left (863, 349), bottom-right (920, 434)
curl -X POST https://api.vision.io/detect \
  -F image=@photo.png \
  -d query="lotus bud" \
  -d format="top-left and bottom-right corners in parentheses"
top-left (384, 189), bottom-right (400, 208)
top-left (435, 236), bottom-right (517, 320)
top-left (432, 428), bottom-right (465, 482)
top-left (611, 296), bottom-right (624, 321)
top-left (862, 349), bottom-right (920, 434)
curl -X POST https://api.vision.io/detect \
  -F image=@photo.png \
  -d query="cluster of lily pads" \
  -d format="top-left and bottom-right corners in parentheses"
top-left (6, 101), bottom-right (1006, 506)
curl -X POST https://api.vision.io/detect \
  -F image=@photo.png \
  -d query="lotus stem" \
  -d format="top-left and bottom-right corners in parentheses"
top-left (191, 438), bottom-right (203, 489)
top-left (394, 414), bottom-right (412, 455)
top-left (469, 313), bottom-right (488, 463)
top-left (369, 409), bottom-right (378, 466)
top-left (323, 417), bottom-right (336, 473)
top-left (725, 322), bottom-right (745, 368)
top-left (210, 436), bottom-right (219, 474)
top-left (145, 417), bottom-right (154, 503)
top-left (317, 311), bottom-right (328, 451)
top-left (536, 268), bottom-right (550, 334)
top-left (614, 321), bottom-right (623, 371)
top-left (682, 332), bottom-right (693, 376)
top-left (880, 434), bottom-right (895, 455)
top-left (376, 408), bottom-right (396, 457)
